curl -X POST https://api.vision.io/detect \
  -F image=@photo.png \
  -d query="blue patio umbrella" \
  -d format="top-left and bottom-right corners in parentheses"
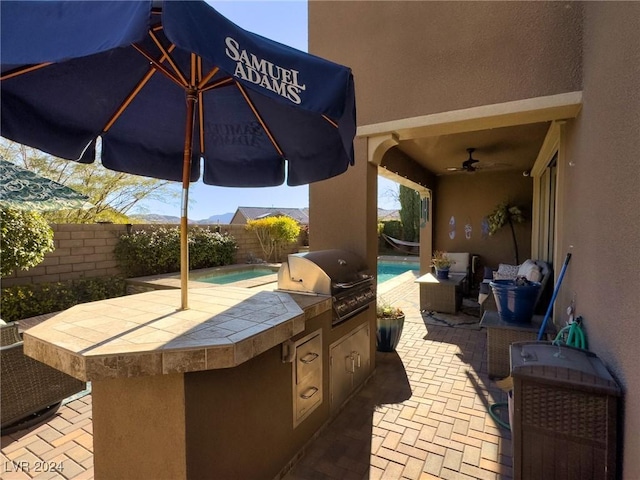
top-left (0, 1), bottom-right (356, 308)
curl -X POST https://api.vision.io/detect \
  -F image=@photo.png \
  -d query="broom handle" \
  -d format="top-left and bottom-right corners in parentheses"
top-left (537, 253), bottom-right (572, 341)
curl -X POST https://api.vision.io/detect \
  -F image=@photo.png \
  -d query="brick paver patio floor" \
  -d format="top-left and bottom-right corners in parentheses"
top-left (2, 276), bottom-right (512, 479)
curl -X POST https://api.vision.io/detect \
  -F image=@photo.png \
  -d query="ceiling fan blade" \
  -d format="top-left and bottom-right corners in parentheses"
top-left (476, 162), bottom-right (512, 170)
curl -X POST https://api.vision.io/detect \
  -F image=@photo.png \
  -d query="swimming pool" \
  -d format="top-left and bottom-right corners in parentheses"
top-left (378, 260), bottom-right (420, 283)
top-left (192, 266), bottom-right (277, 285)
top-left (193, 261), bottom-right (418, 285)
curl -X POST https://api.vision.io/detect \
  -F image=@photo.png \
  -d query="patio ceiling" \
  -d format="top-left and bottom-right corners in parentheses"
top-left (395, 122), bottom-right (550, 177)
top-left (361, 92), bottom-right (583, 187)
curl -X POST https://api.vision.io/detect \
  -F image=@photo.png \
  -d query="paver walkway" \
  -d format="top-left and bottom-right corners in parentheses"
top-left (2, 275), bottom-right (512, 479)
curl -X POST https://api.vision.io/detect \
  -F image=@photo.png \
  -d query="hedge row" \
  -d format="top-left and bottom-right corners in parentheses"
top-left (1, 276), bottom-right (127, 322)
top-left (113, 226), bottom-right (238, 278)
top-left (380, 220), bottom-right (403, 239)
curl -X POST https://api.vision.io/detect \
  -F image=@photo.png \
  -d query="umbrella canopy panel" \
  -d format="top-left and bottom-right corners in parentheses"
top-left (0, 0), bottom-right (356, 187)
top-left (0, 158), bottom-right (91, 211)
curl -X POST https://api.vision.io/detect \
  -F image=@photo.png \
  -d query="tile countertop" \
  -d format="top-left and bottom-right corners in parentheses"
top-left (23, 287), bottom-right (331, 382)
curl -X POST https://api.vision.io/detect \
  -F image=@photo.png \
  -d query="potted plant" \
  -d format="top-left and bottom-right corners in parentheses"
top-left (431, 250), bottom-right (454, 279)
top-left (376, 298), bottom-right (405, 352)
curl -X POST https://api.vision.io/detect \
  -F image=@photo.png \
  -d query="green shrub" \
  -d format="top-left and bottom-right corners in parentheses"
top-left (1, 276), bottom-right (127, 322)
top-left (1, 208), bottom-right (55, 277)
top-left (381, 220), bottom-right (403, 239)
top-left (113, 226), bottom-right (237, 277)
top-left (189, 227), bottom-right (237, 269)
top-left (245, 216), bottom-right (301, 262)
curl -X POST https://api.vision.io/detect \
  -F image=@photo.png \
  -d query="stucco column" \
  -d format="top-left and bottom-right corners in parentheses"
top-left (309, 136), bottom-right (377, 271)
top-left (309, 136), bottom-right (378, 367)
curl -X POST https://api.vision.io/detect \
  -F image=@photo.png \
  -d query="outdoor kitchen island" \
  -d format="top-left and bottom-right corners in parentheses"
top-left (22, 285), bottom-right (376, 479)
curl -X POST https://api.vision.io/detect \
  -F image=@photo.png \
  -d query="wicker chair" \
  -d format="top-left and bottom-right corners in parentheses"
top-left (1, 322), bottom-right (86, 432)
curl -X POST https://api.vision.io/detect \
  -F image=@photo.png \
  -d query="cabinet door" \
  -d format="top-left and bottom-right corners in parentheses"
top-left (351, 323), bottom-right (370, 388)
top-left (330, 322), bottom-right (370, 412)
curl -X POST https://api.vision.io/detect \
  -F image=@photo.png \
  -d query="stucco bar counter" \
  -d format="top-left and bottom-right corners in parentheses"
top-left (23, 286), bottom-right (367, 479)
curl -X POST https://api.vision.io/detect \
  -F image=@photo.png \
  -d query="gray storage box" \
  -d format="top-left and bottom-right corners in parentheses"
top-left (509, 341), bottom-right (620, 480)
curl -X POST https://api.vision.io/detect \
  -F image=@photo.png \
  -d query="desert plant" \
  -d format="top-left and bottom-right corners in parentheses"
top-left (376, 298), bottom-right (404, 319)
top-left (245, 216), bottom-right (301, 262)
top-left (486, 202), bottom-right (526, 264)
top-left (0, 207), bottom-right (55, 277)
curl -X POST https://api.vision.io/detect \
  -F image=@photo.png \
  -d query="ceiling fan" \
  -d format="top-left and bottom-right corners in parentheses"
top-left (446, 148), bottom-right (481, 172)
top-left (446, 147), bottom-right (509, 173)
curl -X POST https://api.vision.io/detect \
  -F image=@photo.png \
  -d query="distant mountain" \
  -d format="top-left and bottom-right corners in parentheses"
top-left (134, 210), bottom-right (395, 225)
top-left (195, 212), bottom-right (234, 224)
top-left (378, 208), bottom-right (400, 221)
top-left (130, 214), bottom-right (181, 224)
top-left (130, 212), bottom-right (235, 224)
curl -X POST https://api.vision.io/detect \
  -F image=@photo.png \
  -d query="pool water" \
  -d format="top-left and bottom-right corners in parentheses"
top-left (196, 268), bottom-right (276, 285)
top-left (378, 261), bottom-right (419, 283)
top-left (193, 262), bottom-right (417, 286)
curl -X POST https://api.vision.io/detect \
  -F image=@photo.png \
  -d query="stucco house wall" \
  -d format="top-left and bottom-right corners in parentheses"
top-left (309, 1), bottom-right (639, 476)
top-left (310, 1), bottom-right (582, 125)
top-left (433, 171), bottom-right (533, 269)
top-left (559, 4), bottom-right (640, 475)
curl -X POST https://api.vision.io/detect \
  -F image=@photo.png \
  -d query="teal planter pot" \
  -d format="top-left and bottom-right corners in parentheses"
top-left (376, 314), bottom-right (405, 352)
top-left (490, 279), bottom-right (541, 324)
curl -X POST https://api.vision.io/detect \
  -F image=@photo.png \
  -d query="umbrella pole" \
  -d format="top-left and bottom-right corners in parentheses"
top-left (180, 89), bottom-right (198, 310)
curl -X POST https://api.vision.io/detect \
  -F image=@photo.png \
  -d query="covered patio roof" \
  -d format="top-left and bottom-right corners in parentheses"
top-left (359, 91), bottom-right (582, 190)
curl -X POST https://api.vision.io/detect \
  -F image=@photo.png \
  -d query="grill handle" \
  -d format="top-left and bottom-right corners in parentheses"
top-left (333, 276), bottom-right (373, 290)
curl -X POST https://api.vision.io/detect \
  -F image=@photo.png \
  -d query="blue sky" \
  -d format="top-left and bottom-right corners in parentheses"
top-left (132, 1), bottom-right (399, 220)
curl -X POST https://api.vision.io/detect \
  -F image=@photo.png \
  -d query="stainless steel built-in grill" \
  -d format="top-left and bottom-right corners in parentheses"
top-left (277, 249), bottom-right (375, 325)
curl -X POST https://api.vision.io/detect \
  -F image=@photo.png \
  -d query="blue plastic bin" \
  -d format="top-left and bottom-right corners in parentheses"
top-left (489, 279), bottom-right (541, 324)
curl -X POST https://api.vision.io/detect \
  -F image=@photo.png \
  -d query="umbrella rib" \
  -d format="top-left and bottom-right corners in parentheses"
top-left (198, 66), bottom-right (220, 89)
top-left (103, 44), bottom-right (177, 133)
top-left (201, 77), bottom-right (234, 92)
top-left (132, 43), bottom-right (186, 89)
top-left (197, 64), bottom-right (230, 154)
top-left (235, 82), bottom-right (284, 157)
top-left (0, 62), bottom-right (53, 81)
top-left (322, 115), bottom-right (339, 129)
top-left (197, 57), bottom-right (205, 154)
top-left (148, 30), bottom-right (189, 87)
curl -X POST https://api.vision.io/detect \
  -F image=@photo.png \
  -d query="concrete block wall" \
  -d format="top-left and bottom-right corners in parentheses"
top-left (2, 223), bottom-right (304, 288)
top-left (2, 223), bottom-right (126, 288)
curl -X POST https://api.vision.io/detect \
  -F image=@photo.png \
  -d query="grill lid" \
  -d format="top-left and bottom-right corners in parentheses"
top-left (277, 249), bottom-right (371, 295)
